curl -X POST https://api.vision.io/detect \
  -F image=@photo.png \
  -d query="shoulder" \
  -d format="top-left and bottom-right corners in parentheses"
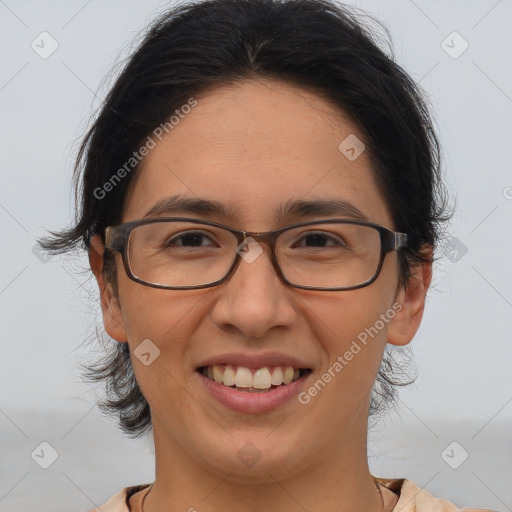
top-left (375, 476), bottom-right (498, 512)
top-left (86, 484), bottom-right (151, 512)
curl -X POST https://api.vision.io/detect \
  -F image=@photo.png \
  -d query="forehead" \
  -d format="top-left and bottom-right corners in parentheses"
top-left (122, 79), bottom-right (393, 230)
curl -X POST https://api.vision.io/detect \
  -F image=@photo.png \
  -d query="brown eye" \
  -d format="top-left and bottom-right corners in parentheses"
top-left (292, 231), bottom-right (347, 249)
top-left (166, 231), bottom-right (217, 248)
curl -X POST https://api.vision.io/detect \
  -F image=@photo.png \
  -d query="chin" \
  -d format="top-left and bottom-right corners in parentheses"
top-left (196, 433), bottom-right (308, 482)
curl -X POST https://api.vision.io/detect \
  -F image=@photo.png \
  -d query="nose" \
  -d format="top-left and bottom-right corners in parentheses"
top-left (210, 239), bottom-right (297, 339)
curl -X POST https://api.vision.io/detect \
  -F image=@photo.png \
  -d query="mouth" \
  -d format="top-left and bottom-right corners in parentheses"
top-left (197, 365), bottom-right (312, 393)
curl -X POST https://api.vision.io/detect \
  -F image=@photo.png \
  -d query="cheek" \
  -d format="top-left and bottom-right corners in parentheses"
top-left (117, 280), bottom-right (213, 394)
top-left (317, 290), bottom-right (392, 356)
top-left (118, 287), bottom-right (209, 413)
top-left (294, 290), bottom-right (397, 436)
top-left (117, 264), bottom-right (203, 342)
top-left (313, 261), bottom-right (398, 351)
top-left (307, 263), bottom-right (399, 393)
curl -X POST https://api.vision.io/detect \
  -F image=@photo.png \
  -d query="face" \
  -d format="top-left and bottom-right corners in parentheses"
top-left (91, 79), bottom-right (429, 483)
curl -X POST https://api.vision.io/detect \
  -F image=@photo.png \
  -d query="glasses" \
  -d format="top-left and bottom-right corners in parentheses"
top-left (104, 217), bottom-right (407, 291)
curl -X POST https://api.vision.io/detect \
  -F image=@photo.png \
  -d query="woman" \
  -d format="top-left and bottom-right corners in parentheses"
top-left (40, 0), bottom-right (496, 510)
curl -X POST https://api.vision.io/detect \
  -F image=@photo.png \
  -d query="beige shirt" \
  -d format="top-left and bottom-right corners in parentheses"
top-left (88, 477), bottom-right (497, 512)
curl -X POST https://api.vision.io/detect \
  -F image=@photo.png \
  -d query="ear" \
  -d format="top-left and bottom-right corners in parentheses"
top-left (89, 235), bottom-right (128, 343)
top-left (387, 248), bottom-right (432, 347)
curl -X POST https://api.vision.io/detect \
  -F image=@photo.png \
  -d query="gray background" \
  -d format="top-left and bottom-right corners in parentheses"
top-left (0, 0), bottom-right (511, 510)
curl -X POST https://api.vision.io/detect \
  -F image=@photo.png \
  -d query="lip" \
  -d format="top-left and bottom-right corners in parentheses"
top-left (196, 370), bottom-right (312, 414)
top-left (196, 351), bottom-right (312, 370)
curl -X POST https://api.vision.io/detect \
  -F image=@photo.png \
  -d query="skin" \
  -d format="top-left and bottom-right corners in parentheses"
top-left (89, 79), bottom-right (431, 512)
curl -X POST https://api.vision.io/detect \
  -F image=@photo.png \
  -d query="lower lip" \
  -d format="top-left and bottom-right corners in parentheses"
top-left (196, 371), bottom-right (311, 414)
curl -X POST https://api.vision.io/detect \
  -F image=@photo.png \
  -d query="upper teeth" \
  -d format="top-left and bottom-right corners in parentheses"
top-left (205, 365), bottom-right (301, 389)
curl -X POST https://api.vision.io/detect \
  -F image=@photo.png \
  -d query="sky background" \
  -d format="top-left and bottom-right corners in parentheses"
top-left (0, 0), bottom-right (511, 510)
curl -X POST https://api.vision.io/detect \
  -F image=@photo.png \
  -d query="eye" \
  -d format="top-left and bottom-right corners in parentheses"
top-left (292, 231), bottom-right (347, 249)
top-left (166, 230), bottom-right (219, 248)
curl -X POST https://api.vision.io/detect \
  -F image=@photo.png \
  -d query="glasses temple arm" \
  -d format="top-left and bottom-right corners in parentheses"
top-left (392, 232), bottom-right (408, 250)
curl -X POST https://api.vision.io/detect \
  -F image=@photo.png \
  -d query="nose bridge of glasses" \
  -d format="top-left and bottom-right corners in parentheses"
top-left (235, 229), bottom-right (287, 272)
top-left (230, 230), bottom-right (280, 279)
top-left (226, 231), bottom-right (282, 290)
top-left (240, 229), bottom-right (277, 248)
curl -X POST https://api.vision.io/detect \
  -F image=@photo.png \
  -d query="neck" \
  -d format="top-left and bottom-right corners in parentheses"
top-left (144, 416), bottom-right (383, 512)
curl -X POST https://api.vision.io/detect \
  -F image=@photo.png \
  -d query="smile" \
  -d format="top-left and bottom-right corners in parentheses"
top-left (196, 364), bottom-right (312, 413)
top-left (198, 364), bottom-right (311, 392)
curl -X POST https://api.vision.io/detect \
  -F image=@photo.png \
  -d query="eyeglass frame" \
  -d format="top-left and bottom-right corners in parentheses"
top-left (103, 217), bottom-right (408, 291)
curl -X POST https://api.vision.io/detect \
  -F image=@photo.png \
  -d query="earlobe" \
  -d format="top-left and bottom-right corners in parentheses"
top-left (387, 253), bottom-right (432, 347)
top-left (89, 235), bottom-right (129, 343)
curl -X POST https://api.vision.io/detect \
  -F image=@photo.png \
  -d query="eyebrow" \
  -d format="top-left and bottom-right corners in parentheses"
top-left (278, 197), bottom-right (369, 222)
top-left (143, 195), bottom-right (237, 219)
top-left (142, 194), bottom-right (369, 223)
